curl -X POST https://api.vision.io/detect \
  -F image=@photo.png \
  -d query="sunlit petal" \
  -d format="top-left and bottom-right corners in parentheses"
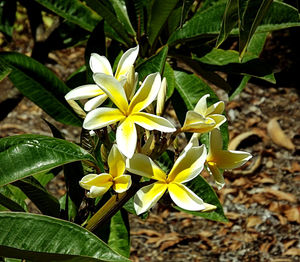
top-left (194, 94), bottom-right (209, 115)
top-left (65, 84), bottom-right (103, 100)
top-left (108, 144), bottom-right (125, 178)
top-left (123, 65), bottom-right (136, 100)
top-left (168, 145), bottom-right (207, 183)
top-left (211, 150), bottom-right (252, 170)
top-left (156, 77), bottom-right (167, 116)
top-left (209, 114), bottom-right (226, 128)
top-left (208, 128), bottom-right (223, 157)
top-left (113, 174), bottom-right (132, 193)
top-left (90, 53), bottom-right (113, 76)
top-left (116, 117), bottom-right (137, 158)
top-left (115, 45), bottom-right (139, 81)
top-left (202, 203), bottom-right (217, 212)
top-left (128, 73), bottom-right (161, 114)
top-left (182, 111), bottom-right (216, 133)
top-left (132, 112), bottom-right (176, 132)
top-left (134, 182), bottom-right (167, 215)
top-left (84, 93), bottom-right (108, 111)
top-left (83, 108), bottom-right (125, 130)
top-left (168, 183), bottom-right (205, 211)
top-left (207, 162), bottom-right (225, 190)
top-left (88, 184), bottom-right (112, 198)
top-left (126, 153), bottom-right (166, 181)
top-left (206, 101), bottom-right (225, 115)
top-left (93, 73), bottom-right (128, 114)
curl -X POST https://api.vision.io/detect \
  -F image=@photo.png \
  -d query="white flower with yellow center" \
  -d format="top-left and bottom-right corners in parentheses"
top-left (126, 144), bottom-right (208, 215)
top-left (65, 46), bottom-right (139, 111)
top-left (206, 128), bottom-right (252, 189)
top-left (79, 145), bottom-right (131, 198)
top-left (83, 72), bottom-right (176, 158)
top-left (182, 94), bottom-right (226, 133)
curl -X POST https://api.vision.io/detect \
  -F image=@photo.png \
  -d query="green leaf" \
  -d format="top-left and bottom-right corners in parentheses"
top-left (59, 194), bottom-right (78, 222)
top-left (168, 1), bottom-right (300, 45)
top-left (174, 70), bottom-right (219, 111)
top-left (238, 0), bottom-right (273, 58)
top-left (110, 0), bottom-right (136, 36)
top-left (0, 134), bottom-right (95, 187)
top-left (163, 62), bottom-right (175, 99)
top-left (0, 185), bottom-right (27, 212)
top-left (0, 212), bottom-right (130, 261)
top-left (12, 177), bottom-right (60, 217)
top-left (147, 0), bottom-right (179, 45)
top-left (136, 45), bottom-right (169, 82)
top-left (175, 175), bottom-right (228, 222)
top-left (216, 0), bottom-right (239, 47)
top-left (108, 210), bottom-right (130, 258)
top-left (33, 0), bottom-right (101, 32)
top-left (85, 0), bottom-right (133, 46)
top-left (33, 171), bottom-right (56, 187)
top-left (0, 0), bottom-right (16, 37)
top-left (0, 52), bottom-right (82, 126)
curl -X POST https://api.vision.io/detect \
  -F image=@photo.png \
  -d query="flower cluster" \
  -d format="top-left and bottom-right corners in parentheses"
top-left (65, 46), bottom-right (252, 215)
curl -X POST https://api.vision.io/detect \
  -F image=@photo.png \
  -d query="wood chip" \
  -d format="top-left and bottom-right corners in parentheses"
top-left (267, 118), bottom-right (295, 150)
top-left (246, 216), bottom-right (263, 228)
top-left (264, 188), bottom-right (297, 203)
top-left (283, 248), bottom-right (300, 256)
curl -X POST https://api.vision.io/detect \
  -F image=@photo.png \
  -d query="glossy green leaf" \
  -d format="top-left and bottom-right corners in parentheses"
top-left (0, 212), bottom-right (130, 261)
top-left (136, 45), bottom-right (168, 82)
top-left (174, 70), bottom-right (219, 111)
top-left (163, 62), bottom-right (175, 99)
top-left (86, 0), bottom-right (132, 46)
top-left (108, 210), bottom-right (130, 258)
top-left (0, 185), bottom-right (27, 212)
top-left (168, 1), bottom-right (300, 45)
top-left (0, 134), bottom-right (96, 187)
top-left (59, 194), bottom-right (78, 222)
top-left (238, 0), bottom-right (273, 58)
top-left (33, 171), bottom-right (56, 187)
top-left (0, 0), bottom-right (16, 37)
top-left (147, 0), bottom-right (179, 45)
top-left (176, 175), bottom-right (228, 222)
top-left (0, 52), bottom-right (82, 126)
top-left (12, 177), bottom-right (60, 217)
top-left (110, 0), bottom-right (136, 35)
top-left (33, 0), bottom-right (101, 32)
top-left (216, 0), bottom-right (238, 47)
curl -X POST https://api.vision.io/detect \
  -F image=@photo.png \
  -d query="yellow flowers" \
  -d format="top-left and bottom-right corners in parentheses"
top-left (182, 94), bottom-right (226, 133)
top-left (206, 129), bottom-right (252, 189)
top-left (79, 145), bottom-right (131, 198)
top-left (127, 143), bottom-right (209, 215)
top-left (83, 72), bottom-right (176, 158)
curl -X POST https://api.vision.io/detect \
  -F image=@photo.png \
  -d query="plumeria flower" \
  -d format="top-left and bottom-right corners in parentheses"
top-left (206, 128), bottom-right (252, 189)
top-left (126, 144), bottom-right (208, 215)
top-left (65, 46), bottom-right (139, 111)
top-left (79, 144), bottom-right (131, 198)
top-left (182, 94), bottom-right (226, 133)
top-left (83, 72), bottom-right (176, 158)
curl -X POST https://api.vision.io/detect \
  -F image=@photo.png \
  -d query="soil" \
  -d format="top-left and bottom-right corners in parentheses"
top-left (0, 12), bottom-right (299, 262)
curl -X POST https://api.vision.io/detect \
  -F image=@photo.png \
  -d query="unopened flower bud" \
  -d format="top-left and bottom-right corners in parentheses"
top-left (156, 77), bottom-right (167, 116)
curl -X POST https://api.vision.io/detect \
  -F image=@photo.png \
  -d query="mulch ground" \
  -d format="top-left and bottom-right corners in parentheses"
top-left (0, 11), bottom-right (299, 262)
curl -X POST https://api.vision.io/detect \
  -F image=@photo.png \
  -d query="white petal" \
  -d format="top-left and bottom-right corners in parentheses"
top-left (115, 45), bottom-right (139, 81)
top-left (116, 117), bottom-right (137, 158)
top-left (126, 153), bottom-right (166, 181)
top-left (93, 73), bottom-right (129, 114)
top-left (88, 184), bottom-right (112, 198)
top-left (89, 53), bottom-right (113, 75)
top-left (65, 84), bottom-right (103, 100)
top-left (83, 107), bottom-right (125, 130)
top-left (194, 94), bottom-right (210, 116)
top-left (168, 183), bottom-right (205, 211)
top-left (132, 112), bottom-right (176, 132)
top-left (128, 72), bottom-right (161, 114)
top-left (84, 94), bottom-right (108, 111)
top-left (134, 182), bottom-right (167, 215)
top-left (168, 145), bottom-right (207, 183)
top-left (206, 101), bottom-right (225, 115)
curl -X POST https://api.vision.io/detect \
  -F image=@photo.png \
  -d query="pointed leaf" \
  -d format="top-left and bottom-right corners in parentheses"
top-left (148, 0), bottom-right (179, 45)
top-left (0, 185), bottom-right (27, 212)
top-left (12, 177), bottom-right (60, 217)
top-left (33, 0), bottom-right (101, 32)
top-left (136, 45), bottom-right (168, 82)
top-left (0, 52), bottom-right (82, 126)
top-left (0, 212), bottom-right (130, 261)
top-left (0, 134), bottom-right (95, 187)
top-left (0, 0), bottom-right (16, 37)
